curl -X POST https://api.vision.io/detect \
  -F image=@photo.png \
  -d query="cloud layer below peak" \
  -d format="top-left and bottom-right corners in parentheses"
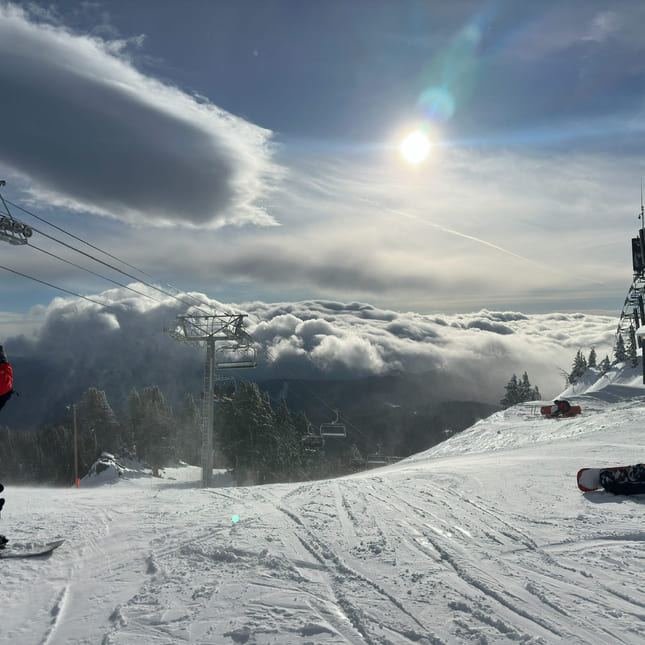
top-left (4, 288), bottom-right (617, 406)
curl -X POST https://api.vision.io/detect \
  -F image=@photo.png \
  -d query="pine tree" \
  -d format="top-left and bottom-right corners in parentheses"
top-left (614, 334), bottom-right (628, 363)
top-left (37, 425), bottom-right (74, 484)
top-left (293, 411), bottom-right (312, 443)
top-left (132, 386), bottom-right (176, 477)
top-left (521, 372), bottom-right (540, 401)
top-left (500, 372), bottom-right (540, 408)
top-left (273, 398), bottom-right (301, 480)
top-left (568, 350), bottom-right (588, 384)
top-left (216, 383), bottom-right (311, 485)
top-left (77, 387), bottom-right (120, 458)
top-left (125, 388), bottom-right (144, 456)
top-left (518, 372), bottom-right (532, 402)
top-left (175, 394), bottom-right (201, 466)
top-left (629, 328), bottom-right (639, 368)
top-left (255, 390), bottom-right (278, 484)
top-left (588, 347), bottom-right (597, 368)
top-left (216, 381), bottom-right (262, 485)
top-left (599, 355), bottom-right (611, 374)
top-left (500, 374), bottom-right (519, 408)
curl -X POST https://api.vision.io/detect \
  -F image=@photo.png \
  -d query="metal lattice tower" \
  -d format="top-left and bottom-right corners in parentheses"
top-left (616, 278), bottom-right (645, 357)
top-left (616, 186), bottom-right (645, 379)
top-left (166, 312), bottom-right (256, 486)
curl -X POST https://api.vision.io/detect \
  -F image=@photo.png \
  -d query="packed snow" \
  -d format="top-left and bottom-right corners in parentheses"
top-left (2, 364), bottom-right (645, 644)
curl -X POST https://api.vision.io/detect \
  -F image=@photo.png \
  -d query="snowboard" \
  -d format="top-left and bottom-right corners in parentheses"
top-left (541, 405), bottom-right (582, 418)
top-left (0, 539), bottom-right (64, 559)
top-left (577, 468), bottom-right (602, 491)
top-left (577, 465), bottom-right (645, 492)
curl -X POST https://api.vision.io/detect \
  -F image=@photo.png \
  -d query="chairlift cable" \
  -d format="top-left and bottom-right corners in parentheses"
top-left (8, 198), bottom-right (237, 317)
top-left (27, 223), bottom-right (216, 314)
top-left (6, 199), bottom-right (156, 280)
top-left (27, 242), bottom-right (163, 304)
top-left (0, 262), bottom-right (119, 311)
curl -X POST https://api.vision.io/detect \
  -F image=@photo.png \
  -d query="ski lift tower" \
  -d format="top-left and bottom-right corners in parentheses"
top-left (616, 185), bottom-right (645, 382)
top-left (0, 181), bottom-right (33, 245)
top-left (165, 311), bottom-right (256, 486)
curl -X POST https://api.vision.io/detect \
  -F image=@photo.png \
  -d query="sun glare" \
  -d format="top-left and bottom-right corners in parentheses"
top-left (400, 130), bottom-right (431, 165)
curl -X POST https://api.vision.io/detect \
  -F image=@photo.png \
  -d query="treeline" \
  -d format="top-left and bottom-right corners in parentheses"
top-left (0, 382), bottom-right (354, 486)
top-left (0, 385), bottom-right (199, 485)
top-left (499, 346), bottom-right (616, 408)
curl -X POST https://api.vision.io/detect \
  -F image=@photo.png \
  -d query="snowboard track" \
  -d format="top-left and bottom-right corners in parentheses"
top-left (365, 478), bottom-right (570, 641)
top-left (278, 504), bottom-right (444, 645)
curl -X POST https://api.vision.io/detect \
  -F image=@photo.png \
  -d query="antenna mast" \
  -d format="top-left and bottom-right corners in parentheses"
top-left (639, 176), bottom-right (645, 231)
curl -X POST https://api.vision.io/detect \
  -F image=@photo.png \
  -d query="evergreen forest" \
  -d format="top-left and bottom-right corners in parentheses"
top-left (0, 382), bottom-right (361, 486)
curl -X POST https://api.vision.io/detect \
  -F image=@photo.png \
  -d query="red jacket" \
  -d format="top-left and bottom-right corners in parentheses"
top-left (0, 363), bottom-right (13, 396)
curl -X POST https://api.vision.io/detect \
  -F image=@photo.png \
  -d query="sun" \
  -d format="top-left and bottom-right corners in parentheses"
top-left (400, 130), bottom-right (432, 165)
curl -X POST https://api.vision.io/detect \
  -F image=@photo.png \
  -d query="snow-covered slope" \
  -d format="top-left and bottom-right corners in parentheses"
top-left (2, 387), bottom-right (645, 644)
top-left (560, 360), bottom-right (645, 401)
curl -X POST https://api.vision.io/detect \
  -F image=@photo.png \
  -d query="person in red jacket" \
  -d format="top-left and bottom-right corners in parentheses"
top-left (0, 344), bottom-right (14, 412)
top-left (551, 399), bottom-right (572, 417)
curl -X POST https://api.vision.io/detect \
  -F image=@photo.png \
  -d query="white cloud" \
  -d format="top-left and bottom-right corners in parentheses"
top-left (0, 285), bottom-right (619, 410)
top-left (0, 4), bottom-right (282, 228)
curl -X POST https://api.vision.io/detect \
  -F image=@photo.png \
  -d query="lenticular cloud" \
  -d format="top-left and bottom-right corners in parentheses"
top-left (0, 4), bottom-right (281, 229)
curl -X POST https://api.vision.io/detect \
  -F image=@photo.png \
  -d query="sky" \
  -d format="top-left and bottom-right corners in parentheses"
top-left (1, 0), bottom-right (644, 316)
top-left (3, 368), bottom-right (645, 643)
top-left (0, 1), bottom-right (640, 401)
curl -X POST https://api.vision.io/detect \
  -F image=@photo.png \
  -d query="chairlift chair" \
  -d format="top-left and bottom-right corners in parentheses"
top-left (301, 423), bottom-right (325, 451)
top-left (320, 409), bottom-right (346, 438)
top-left (213, 375), bottom-right (236, 402)
top-left (215, 344), bottom-right (257, 369)
top-left (301, 433), bottom-right (325, 451)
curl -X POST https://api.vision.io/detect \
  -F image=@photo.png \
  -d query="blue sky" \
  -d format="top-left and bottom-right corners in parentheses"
top-left (1, 0), bottom-right (644, 322)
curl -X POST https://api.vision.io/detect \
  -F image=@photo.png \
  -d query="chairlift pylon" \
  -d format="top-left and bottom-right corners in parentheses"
top-left (0, 182), bottom-right (32, 245)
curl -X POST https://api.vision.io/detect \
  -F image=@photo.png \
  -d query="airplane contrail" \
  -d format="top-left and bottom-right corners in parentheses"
top-left (362, 198), bottom-right (605, 286)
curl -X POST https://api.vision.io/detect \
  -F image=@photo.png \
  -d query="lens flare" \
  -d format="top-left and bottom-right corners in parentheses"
top-left (232, 515), bottom-right (239, 523)
top-left (418, 87), bottom-right (455, 122)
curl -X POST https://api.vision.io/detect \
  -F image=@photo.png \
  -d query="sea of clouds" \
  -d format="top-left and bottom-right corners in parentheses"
top-left (3, 286), bottom-right (617, 406)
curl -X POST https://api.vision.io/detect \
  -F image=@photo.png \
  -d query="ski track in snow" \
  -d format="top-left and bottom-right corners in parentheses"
top-left (2, 394), bottom-right (645, 643)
